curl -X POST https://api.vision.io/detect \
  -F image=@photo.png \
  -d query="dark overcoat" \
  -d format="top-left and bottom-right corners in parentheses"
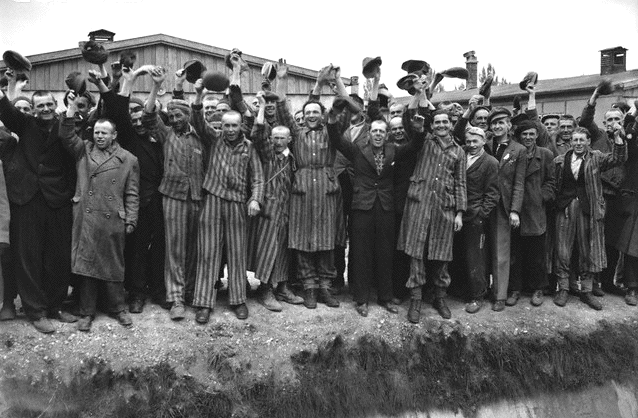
top-left (520, 146), bottom-right (556, 236)
top-left (60, 116), bottom-right (140, 282)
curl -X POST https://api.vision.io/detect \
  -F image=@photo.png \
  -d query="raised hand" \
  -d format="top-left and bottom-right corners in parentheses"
top-left (276, 58), bottom-right (288, 79)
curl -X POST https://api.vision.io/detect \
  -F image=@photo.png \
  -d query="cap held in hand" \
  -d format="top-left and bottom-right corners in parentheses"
top-left (362, 56), bottom-right (382, 78)
top-left (183, 60), bottom-right (207, 84)
top-left (2, 50), bottom-right (32, 72)
top-left (65, 71), bottom-right (87, 96)
top-left (81, 41), bottom-right (109, 65)
top-left (202, 71), bottom-right (230, 92)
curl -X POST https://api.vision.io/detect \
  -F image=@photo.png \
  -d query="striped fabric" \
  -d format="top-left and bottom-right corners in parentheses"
top-left (554, 198), bottom-right (594, 292)
top-left (142, 111), bottom-right (205, 201)
top-left (398, 135), bottom-right (467, 261)
top-left (276, 101), bottom-right (343, 252)
top-left (193, 194), bottom-right (248, 308)
top-left (163, 196), bottom-right (201, 303)
top-left (247, 123), bottom-right (293, 285)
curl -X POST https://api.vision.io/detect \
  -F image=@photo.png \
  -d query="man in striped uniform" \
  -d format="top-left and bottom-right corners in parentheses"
top-left (248, 92), bottom-right (304, 311)
top-left (273, 63), bottom-right (342, 309)
top-left (190, 79), bottom-right (264, 323)
top-left (398, 109), bottom-right (467, 323)
top-left (142, 68), bottom-right (204, 321)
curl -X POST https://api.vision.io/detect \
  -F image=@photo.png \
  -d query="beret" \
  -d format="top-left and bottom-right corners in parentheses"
top-left (167, 99), bottom-right (191, 114)
top-left (2, 50), bottom-right (31, 72)
top-left (401, 59), bottom-right (430, 75)
top-left (465, 126), bottom-right (486, 139)
top-left (81, 41), bottom-right (108, 65)
top-left (510, 112), bottom-right (531, 126)
top-left (514, 120), bottom-right (538, 138)
top-left (183, 60), bottom-right (207, 84)
top-left (65, 71), bottom-right (87, 95)
top-left (362, 56), bottom-right (382, 79)
top-left (202, 71), bottom-right (230, 92)
top-left (519, 71), bottom-right (538, 90)
top-left (487, 107), bottom-right (511, 126)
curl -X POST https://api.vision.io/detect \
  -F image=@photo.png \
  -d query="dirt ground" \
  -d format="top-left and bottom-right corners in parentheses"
top-left (2, 275), bottom-right (638, 393)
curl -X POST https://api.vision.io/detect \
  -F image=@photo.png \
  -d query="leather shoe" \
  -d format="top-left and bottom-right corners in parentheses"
top-left (318, 288), bottom-right (340, 308)
top-left (257, 285), bottom-right (282, 312)
top-left (275, 282), bottom-right (304, 305)
top-left (553, 289), bottom-right (569, 307)
top-left (505, 291), bottom-right (520, 306)
top-left (50, 310), bottom-right (78, 323)
top-left (232, 303), bottom-right (249, 320)
top-left (433, 297), bottom-right (451, 319)
top-left (170, 302), bottom-right (186, 320)
top-left (32, 317), bottom-right (55, 334)
top-left (580, 292), bottom-right (602, 310)
top-left (0, 301), bottom-right (17, 321)
top-left (129, 298), bottom-right (145, 314)
top-left (625, 288), bottom-right (638, 306)
top-left (531, 290), bottom-right (544, 307)
top-left (592, 284), bottom-right (605, 297)
top-left (304, 288), bottom-right (317, 309)
top-left (196, 307), bottom-right (211, 324)
top-left (407, 299), bottom-right (421, 324)
top-left (355, 303), bottom-right (368, 317)
top-left (114, 310), bottom-right (133, 327)
top-left (465, 300), bottom-right (482, 314)
top-left (379, 301), bottom-right (399, 314)
top-left (492, 300), bottom-right (505, 312)
top-left (77, 315), bottom-right (93, 332)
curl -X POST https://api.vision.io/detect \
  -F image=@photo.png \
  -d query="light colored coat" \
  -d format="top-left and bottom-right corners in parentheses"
top-left (60, 116), bottom-right (140, 282)
top-left (0, 160), bottom-right (9, 246)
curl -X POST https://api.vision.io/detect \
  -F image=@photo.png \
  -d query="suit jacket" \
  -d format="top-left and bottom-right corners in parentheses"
top-left (0, 96), bottom-right (76, 208)
top-left (486, 138), bottom-right (527, 214)
top-left (554, 144), bottom-right (627, 272)
top-left (520, 145), bottom-right (555, 236)
top-left (464, 151), bottom-right (499, 224)
top-left (328, 123), bottom-right (425, 212)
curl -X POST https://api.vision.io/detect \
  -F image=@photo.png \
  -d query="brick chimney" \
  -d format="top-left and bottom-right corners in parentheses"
top-left (463, 51), bottom-right (478, 89)
top-left (350, 76), bottom-right (359, 96)
top-left (600, 46), bottom-right (627, 75)
top-left (88, 29), bottom-right (115, 43)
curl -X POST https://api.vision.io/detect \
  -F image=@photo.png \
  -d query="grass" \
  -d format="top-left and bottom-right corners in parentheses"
top-left (3, 320), bottom-right (638, 418)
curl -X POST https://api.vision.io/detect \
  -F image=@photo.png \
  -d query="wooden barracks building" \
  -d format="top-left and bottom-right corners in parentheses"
top-left (397, 46), bottom-right (638, 125)
top-left (0, 29), bottom-right (350, 111)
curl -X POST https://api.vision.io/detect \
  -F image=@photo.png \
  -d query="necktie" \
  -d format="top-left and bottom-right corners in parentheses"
top-left (495, 143), bottom-right (507, 161)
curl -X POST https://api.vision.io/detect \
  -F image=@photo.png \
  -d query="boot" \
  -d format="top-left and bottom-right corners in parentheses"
top-left (318, 288), bottom-right (340, 307)
top-left (304, 288), bottom-right (317, 309)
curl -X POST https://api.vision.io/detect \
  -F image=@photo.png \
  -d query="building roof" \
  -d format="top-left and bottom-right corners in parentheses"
top-left (396, 69), bottom-right (638, 106)
top-left (0, 33), bottom-right (350, 85)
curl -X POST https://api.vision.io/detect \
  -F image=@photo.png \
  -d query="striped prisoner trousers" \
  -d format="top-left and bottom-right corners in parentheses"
top-left (194, 194), bottom-right (247, 308)
top-left (163, 196), bottom-right (201, 303)
top-left (248, 216), bottom-right (289, 286)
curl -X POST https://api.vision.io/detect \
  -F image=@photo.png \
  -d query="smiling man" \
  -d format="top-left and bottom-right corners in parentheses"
top-left (398, 109), bottom-right (467, 322)
top-left (553, 126), bottom-right (626, 310)
top-left (0, 88), bottom-right (77, 333)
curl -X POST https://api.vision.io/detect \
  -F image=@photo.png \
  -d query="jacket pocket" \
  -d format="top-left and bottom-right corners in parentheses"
top-left (443, 185), bottom-right (455, 209)
top-left (407, 179), bottom-right (422, 202)
top-left (325, 171), bottom-right (340, 195)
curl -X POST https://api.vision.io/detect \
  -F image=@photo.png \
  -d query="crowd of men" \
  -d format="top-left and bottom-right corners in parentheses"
top-left (1, 47), bottom-right (638, 335)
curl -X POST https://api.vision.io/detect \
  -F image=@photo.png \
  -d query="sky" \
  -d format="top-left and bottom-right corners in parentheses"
top-left (1, 0), bottom-right (638, 97)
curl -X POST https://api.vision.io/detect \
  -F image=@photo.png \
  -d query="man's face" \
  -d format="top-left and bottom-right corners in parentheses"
top-left (216, 102), bottom-right (231, 114)
top-left (389, 104), bottom-right (404, 120)
top-left (490, 117), bottom-right (510, 138)
top-left (465, 134), bottom-right (485, 156)
top-left (303, 103), bottom-right (322, 129)
top-left (32, 94), bottom-right (56, 121)
top-left (543, 117), bottom-right (559, 135)
top-left (271, 127), bottom-right (291, 154)
top-left (369, 121), bottom-right (388, 149)
top-left (571, 132), bottom-right (590, 156)
top-left (168, 108), bottom-right (189, 132)
top-left (558, 120), bottom-right (575, 142)
top-left (14, 99), bottom-right (32, 115)
top-left (93, 121), bottom-right (117, 150)
top-left (431, 114), bottom-right (451, 138)
top-left (222, 113), bottom-right (242, 142)
top-left (472, 109), bottom-right (489, 131)
top-left (264, 101), bottom-right (276, 118)
top-left (294, 112), bottom-right (304, 127)
top-left (130, 110), bottom-right (147, 136)
top-left (389, 117), bottom-right (404, 142)
top-left (203, 98), bottom-right (218, 122)
top-left (519, 128), bottom-right (538, 150)
top-left (603, 110), bottom-right (623, 134)
top-left (75, 97), bottom-right (91, 120)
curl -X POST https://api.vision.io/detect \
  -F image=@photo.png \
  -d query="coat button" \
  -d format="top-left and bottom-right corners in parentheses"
top-left (88, 191), bottom-right (93, 196)
top-left (105, 213), bottom-right (111, 219)
top-left (86, 208), bottom-right (90, 213)
top-left (112, 179), bottom-right (116, 184)
top-left (107, 196), bottom-right (113, 200)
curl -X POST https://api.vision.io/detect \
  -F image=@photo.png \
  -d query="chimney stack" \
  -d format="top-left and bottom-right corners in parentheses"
top-left (87, 29), bottom-right (115, 43)
top-left (350, 76), bottom-right (359, 96)
top-left (463, 51), bottom-right (478, 89)
top-left (600, 46), bottom-right (627, 75)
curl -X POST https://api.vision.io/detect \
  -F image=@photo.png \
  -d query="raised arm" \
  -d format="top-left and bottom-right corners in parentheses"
top-left (251, 92), bottom-right (274, 163)
top-left (141, 67), bottom-right (171, 144)
top-left (599, 122), bottom-right (628, 171)
top-left (326, 109), bottom-right (356, 161)
top-left (395, 114), bottom-right (426, 160)
top-left (190, 77), bottom-right (218, 145)
top-left (0, 88), bottom-right (29, 136)
top-left (60, 91), bottom-right (87, 160)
